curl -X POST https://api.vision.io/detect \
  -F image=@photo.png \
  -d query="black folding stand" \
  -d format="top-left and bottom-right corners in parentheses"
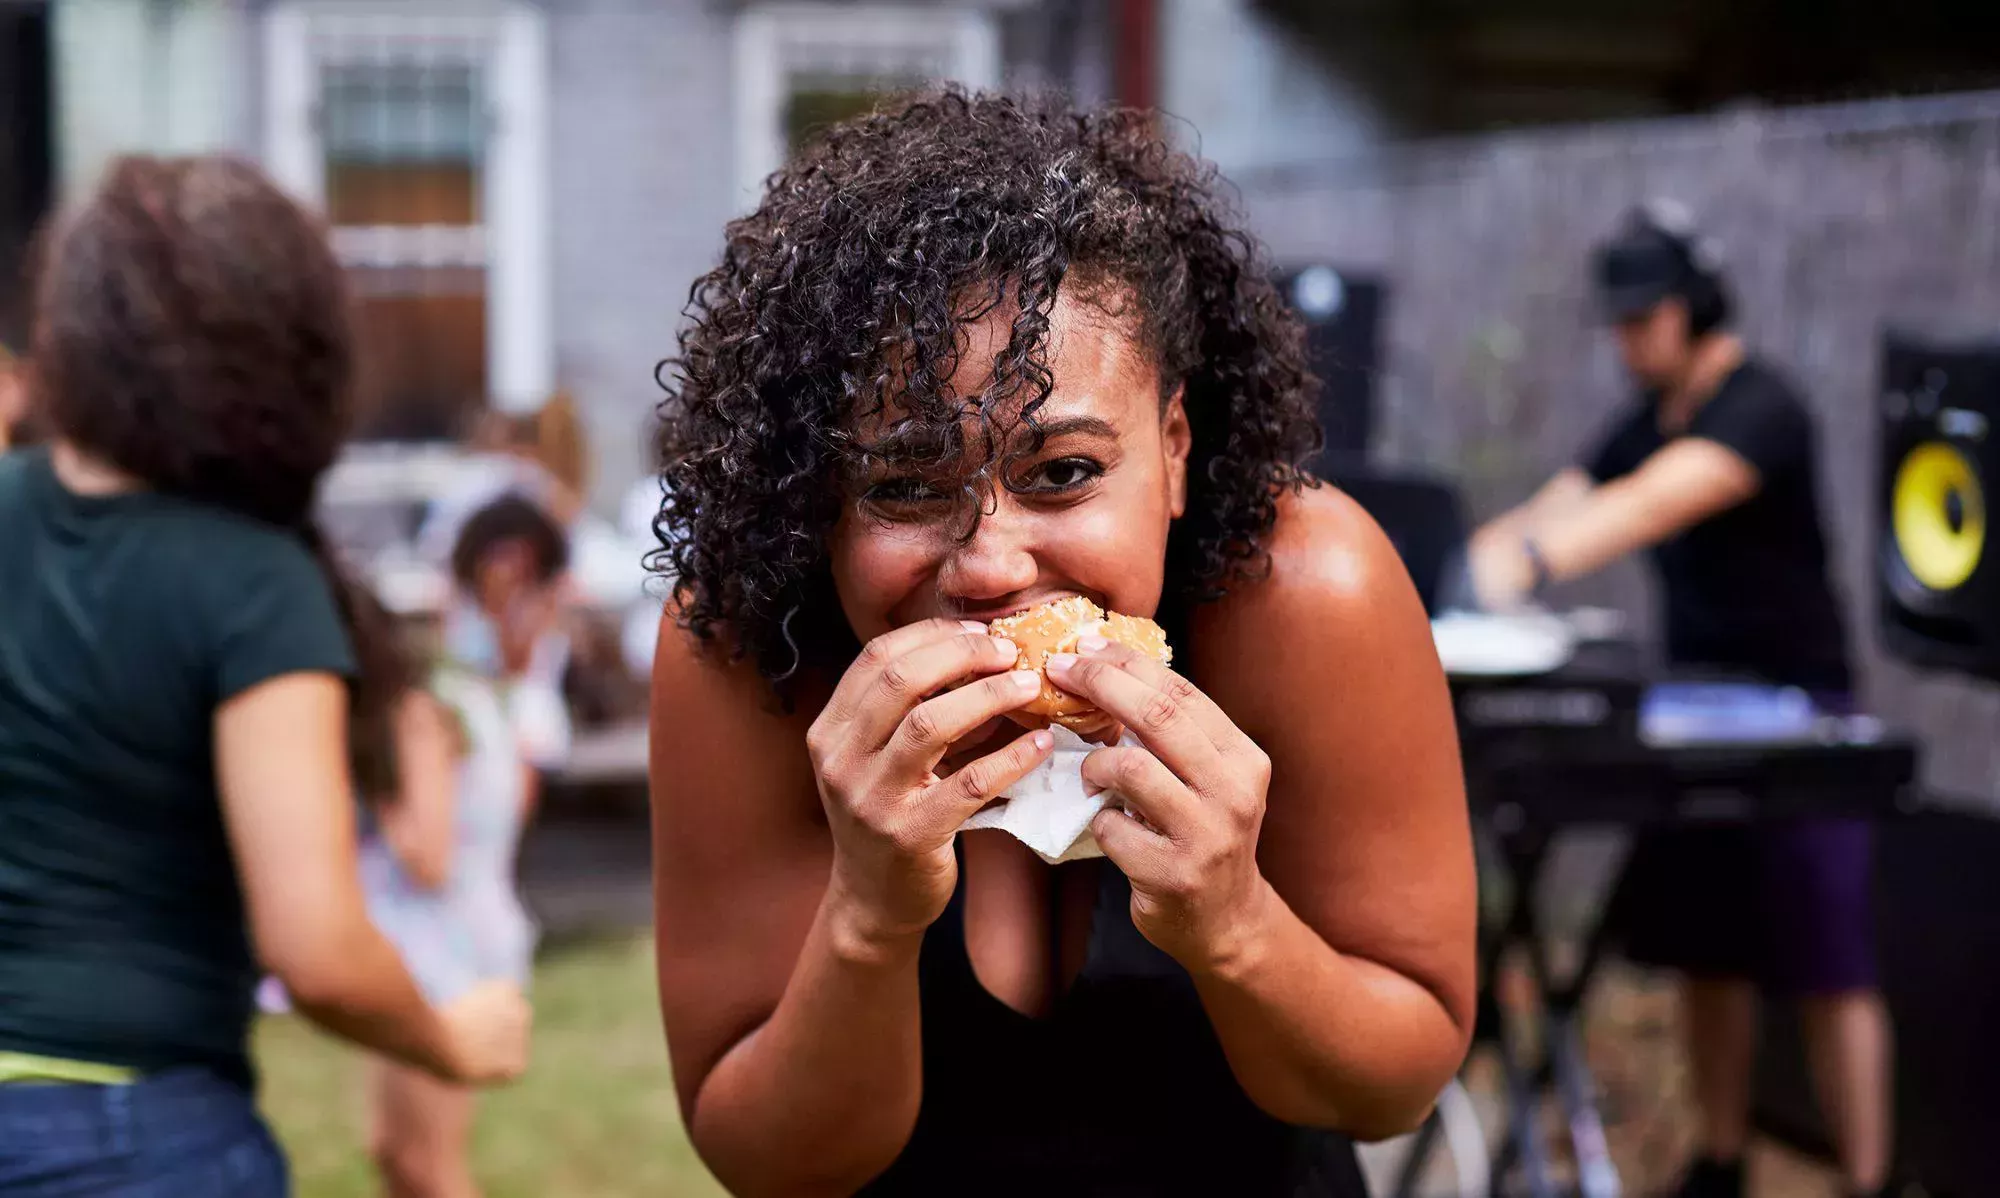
top-left (1393, 687), bottom-right (1918, 1198)
top-left (1392, 818), bottom-right (1628, 1198)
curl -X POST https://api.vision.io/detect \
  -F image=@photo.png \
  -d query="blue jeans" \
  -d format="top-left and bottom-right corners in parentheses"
top-left (0, 1068), bottom-right (288, 1196)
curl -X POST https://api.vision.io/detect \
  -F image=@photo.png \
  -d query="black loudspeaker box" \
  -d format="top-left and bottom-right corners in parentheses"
top-left (1278, 265), bottom-right (1386, 470)
top-left (1876, 331), bottom-right (2000, 681)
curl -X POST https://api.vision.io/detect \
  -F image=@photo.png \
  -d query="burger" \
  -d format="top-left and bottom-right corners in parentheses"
top-left (986, 596), bottom-right (1173, 740)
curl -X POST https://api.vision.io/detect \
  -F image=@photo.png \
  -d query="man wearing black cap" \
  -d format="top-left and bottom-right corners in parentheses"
top-left (1467, 203), bottom-right (1892, 1198)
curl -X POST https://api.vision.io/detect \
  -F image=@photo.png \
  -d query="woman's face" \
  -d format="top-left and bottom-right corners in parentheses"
top-left (472, 541), bottom-right (568, 675)
top-left (830, 288), bottom-right (1192, 641)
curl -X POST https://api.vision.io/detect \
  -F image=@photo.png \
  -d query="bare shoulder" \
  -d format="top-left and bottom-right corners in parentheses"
top-left (1265, 480), bottom-right (1413, 608)
top-left (648, 608), bottom-right (824, 852)
top-left (648, 608), bottom-right (834, 1113)
top-left (1196, 486), bottom-right (1474, 1042)
top-left (650, 605), bottom-right (797, 736)
top-left (1189, 482), bottom-right (1432, 710)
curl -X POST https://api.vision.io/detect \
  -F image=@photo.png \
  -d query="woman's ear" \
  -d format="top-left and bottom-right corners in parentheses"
top-left (1162, 385), bottom-right (1191, 519)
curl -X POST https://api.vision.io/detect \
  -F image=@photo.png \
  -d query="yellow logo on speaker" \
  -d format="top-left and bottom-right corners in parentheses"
top-left (1893, 442), bottom-right (1986, 591)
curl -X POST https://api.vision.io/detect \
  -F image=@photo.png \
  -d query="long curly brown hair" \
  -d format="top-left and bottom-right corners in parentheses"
top-left (30, 155), bottom-right (411, 798)
top-left (652, 88), bottom-right (1320, 695)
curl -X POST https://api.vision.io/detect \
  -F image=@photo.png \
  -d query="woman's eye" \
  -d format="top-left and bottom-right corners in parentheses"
top-left (862, 476), bottom-right (947, 509)
top-left (1026, 457), bottom-right (1104, 493)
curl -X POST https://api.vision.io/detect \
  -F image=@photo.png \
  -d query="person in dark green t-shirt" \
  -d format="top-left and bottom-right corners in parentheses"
top-left (0, 156), bottom-right (529, 1196)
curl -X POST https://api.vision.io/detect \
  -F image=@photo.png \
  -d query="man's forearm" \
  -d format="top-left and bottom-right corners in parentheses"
top-left (1532, 441), bottom-right (1759, 583)
top-left (1532, 479), bottom-right (1670, 583)
top-left (1478, 470), bottom-right (1595, 546)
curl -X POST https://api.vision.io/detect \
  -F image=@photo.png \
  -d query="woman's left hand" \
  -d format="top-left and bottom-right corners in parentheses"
top-left (1045, 639), bottom-right (1278, 975)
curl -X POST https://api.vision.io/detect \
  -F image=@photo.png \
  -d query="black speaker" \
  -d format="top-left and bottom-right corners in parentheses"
top-left (1755, 806), bottom-right (2000, 1197)
top-left (1876, 332), bottom-right (2000, 681)
top-left (1324, 465), bottom-right (1466, 617)
top-left (1279, 265), bottom-right (1386, 469)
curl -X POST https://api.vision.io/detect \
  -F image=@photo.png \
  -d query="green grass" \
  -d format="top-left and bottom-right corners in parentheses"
top-left (254, 934), bottom-right (729, 1198)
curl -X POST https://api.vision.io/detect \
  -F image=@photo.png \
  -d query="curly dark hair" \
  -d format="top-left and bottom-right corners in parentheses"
top-left (30, 155), bottom-right (412, 798)
top-left (451, 494), bottom-right (571, 589)
top-left (652, 88), bottom-right (1320, 693)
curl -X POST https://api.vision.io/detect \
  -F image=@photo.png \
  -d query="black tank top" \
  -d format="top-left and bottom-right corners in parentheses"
top-left (857, 846), bottom-right (1369, 1197)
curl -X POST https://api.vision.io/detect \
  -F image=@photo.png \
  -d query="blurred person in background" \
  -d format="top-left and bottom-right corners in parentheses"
top-left (0, 341), bottom-right (34, 451)
top-left (0, 156), bottom-right (528, 1196)
top-left (417, 391), bottom-right (657, 735)
top-left (416, 396), bottom-right (599, 764)
top-left (528, 390), bottom-right (589, 527)
top-left (360, 495), bottom-right (567, 1198)
top-left (1467, 203), bottom-right (1891, 1198)
top-left (418, 399), bottom-right (587, 562)
top-left (0, 343), bottom-right (18, 448)
top-left (649, 90), bottom-right (1475, 1198)
top-left (620, 472), bottom-right (669, 680)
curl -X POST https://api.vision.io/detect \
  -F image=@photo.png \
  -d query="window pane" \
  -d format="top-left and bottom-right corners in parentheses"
top-left (350, 291), bottom-right (487, 441)
top-left (327, 162), bottom-right (477, 226)
top-left (321, 60), bottom-right (483, 227)
top-left (322, 61), bottom-right (481, 164)
top-left (319, 58), bottom-right (489, 438)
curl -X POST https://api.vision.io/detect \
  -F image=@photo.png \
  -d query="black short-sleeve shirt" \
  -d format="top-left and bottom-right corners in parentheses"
top-left (1582, 359), bottom-right (1852, 692)
top-left (0, 448), bottom-right (355, 1084)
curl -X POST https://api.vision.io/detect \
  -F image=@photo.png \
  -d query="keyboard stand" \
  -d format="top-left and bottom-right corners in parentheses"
top-left (1394, 724), bottom-right (1916, 1198)
top-left (1392, 822), bottom-right (1629, 1198)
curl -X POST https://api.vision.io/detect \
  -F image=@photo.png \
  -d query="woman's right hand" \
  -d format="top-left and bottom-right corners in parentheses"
top-left (807, 619), bottom-right (1055, 951)
top-left (438, 979), bottom-right (533, 1085)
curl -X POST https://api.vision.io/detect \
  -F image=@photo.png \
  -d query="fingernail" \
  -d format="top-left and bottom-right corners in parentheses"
top-left (960, 620), bottom-right (988, 634)
top-left (1010, 670), bottom-right (1040, 691)
top-left (1046, 653), bottom-right (1077, 674)
top-left (1077, 634), bottom-right (1109, 654)
top-left (1031, 730), bottom-right (1054, 751)
top-left (992, 637), bottom-right (1019, 661)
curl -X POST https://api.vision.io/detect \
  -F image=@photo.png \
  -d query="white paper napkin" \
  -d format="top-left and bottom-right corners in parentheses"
top-left (958, 726), bottom-right (1136, 864)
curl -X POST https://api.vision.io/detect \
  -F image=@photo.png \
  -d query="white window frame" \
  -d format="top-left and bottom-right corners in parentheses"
top-left (262, 0), bottom-right (552, 416)
top-left (733, 3), bottom-right (1001, 208)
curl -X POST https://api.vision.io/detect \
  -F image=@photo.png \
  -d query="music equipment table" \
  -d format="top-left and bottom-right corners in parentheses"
top-left (1394, 640), bottom-right (1921, 1198)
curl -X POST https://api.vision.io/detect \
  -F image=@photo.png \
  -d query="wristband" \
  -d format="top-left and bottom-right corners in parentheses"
top-left (1522, 538), bottom-right (1552, 596)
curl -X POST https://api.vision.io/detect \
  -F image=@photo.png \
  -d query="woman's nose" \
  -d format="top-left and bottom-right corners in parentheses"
top-left (939, 516), bottom-right (1038, 604)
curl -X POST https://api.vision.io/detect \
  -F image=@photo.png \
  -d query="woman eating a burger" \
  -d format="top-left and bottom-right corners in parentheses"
top-left (647, 89), bottom-right (1475, 1197)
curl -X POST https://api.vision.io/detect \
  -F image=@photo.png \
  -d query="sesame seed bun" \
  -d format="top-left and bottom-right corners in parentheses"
top-left (985, 596), bottom-right (1173, 737)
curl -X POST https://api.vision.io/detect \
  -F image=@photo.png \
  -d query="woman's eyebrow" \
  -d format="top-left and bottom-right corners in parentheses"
top-left (853, 423), bottom-right (963, 468)
top-left (857, 413), bottom-right (1118, 465)
top-left (1015, 414), bottom-right (1119, 442)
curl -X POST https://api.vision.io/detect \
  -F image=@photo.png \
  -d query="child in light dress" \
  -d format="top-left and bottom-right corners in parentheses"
top-left (360, 495), bottom-right (570, 1198)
